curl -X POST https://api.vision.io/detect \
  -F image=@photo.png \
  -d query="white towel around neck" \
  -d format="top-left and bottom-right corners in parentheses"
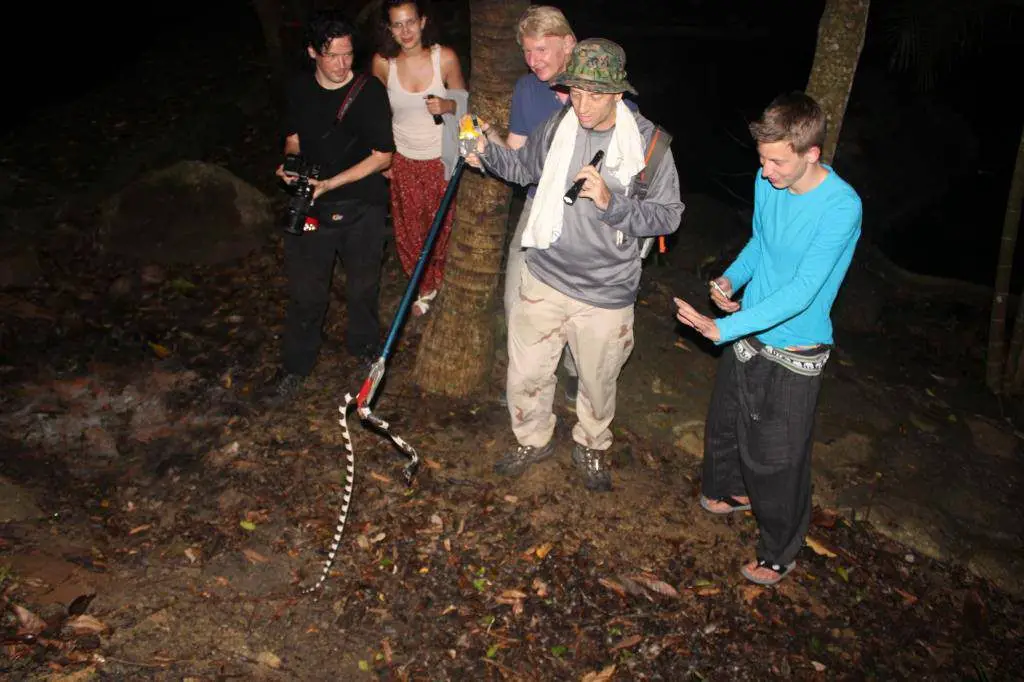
top-left (520, 100), bottom-right (646, 250)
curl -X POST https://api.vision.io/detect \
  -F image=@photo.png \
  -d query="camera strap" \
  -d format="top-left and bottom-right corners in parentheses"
top-left (335, 73), bottom-right (370, 124)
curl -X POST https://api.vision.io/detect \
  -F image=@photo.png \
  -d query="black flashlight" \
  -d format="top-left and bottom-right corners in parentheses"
top-left (563, 150), bottom-right (605, 205)
top-left (425, 95), bottom-right (444, 125)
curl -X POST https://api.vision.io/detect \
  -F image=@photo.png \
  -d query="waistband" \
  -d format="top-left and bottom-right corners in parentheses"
top-left (734, 336), bottom-right (831, 376)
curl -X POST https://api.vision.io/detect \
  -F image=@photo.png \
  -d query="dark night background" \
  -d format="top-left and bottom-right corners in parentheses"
top-left (1, 0), bottom-right (1022, 288)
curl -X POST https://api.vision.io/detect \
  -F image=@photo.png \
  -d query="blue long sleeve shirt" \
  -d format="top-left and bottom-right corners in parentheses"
top-left (716, 167), bottom-right (862, 347)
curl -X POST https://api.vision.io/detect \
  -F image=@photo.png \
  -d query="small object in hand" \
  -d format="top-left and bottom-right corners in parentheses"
top-left (424, 95), bottom-right (443, 125)
top-left (458, 114), bottom-right (484, 161)
top-left (710, 279), bottom-right (728, 298)
top-left (564, 150), bottom-right (605, 205)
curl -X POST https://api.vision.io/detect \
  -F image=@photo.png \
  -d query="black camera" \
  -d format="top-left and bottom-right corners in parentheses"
top-left (282, 154), bottom-right (321, 235)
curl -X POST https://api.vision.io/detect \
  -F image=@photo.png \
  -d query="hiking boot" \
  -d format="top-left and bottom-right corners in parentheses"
top-left (572, 444), bottom-right (612, 492)
top-left (261, 372), bottom-right (306, 407)
top-left (493, 441), bottom-right (555, 477)
top-left (564, 376), bottom-right (578, 404)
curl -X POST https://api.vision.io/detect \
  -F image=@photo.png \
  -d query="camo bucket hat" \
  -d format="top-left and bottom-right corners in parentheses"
top-left (550, 38), bottom-right (638, 95)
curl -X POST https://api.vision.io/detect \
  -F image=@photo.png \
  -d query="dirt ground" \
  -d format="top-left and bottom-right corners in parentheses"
top-left (3, 20), bottom-right (1024, 682)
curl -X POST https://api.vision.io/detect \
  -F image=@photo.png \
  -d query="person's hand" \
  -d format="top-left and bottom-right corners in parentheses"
top-left (382, 168), bottom-right (392, 180)
top-left (309, 176), bottom-right (338, 200)
top-left (709, 276), bottom-right (740, 312)
top-left (572, 165), bottom-right (611, 210)
top-left (673, 296), bottom-right (721, 343)
top-left (425, 95), bottom-right (454, 117)
top-left (462, 118), bottom-right (489, 169)
top-left (275, 164), bottom-right (297, 185)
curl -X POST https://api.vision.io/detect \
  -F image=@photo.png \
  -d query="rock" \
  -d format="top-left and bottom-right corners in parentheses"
top-left (97, 160), bottom-right (273, 265)
top-left (862, 495), bottom-right (958, 562)
top-left (965, 416), bottom-right (1019, 460)
top-left (814, 432), bottom-right (874, 472)
top-left (967, 548), bottom-right (1024, 597)
top-left (0, 476), bottom-right (43, 522)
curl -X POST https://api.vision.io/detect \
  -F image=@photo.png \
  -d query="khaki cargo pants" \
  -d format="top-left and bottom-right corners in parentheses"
top-left (507, 266), bottom-right (634, 451)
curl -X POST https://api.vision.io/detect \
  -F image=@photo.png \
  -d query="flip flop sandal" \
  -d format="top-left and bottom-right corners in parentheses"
top-left (700, 495), bottom-right (752, 514)
top-left (741, 558), bottom-right (796, 586)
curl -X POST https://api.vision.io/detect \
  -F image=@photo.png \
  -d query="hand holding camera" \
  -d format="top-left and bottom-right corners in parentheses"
top-left (281, 154), bottom-right (322, 235)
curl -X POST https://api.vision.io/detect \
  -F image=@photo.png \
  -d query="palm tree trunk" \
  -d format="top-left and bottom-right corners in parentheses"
top-left (991, 125), bottom-right (1024, 392)
top-left (805, 0), bottom-right (871, 165)
top-left (413, 0), bottom-right (529, 396)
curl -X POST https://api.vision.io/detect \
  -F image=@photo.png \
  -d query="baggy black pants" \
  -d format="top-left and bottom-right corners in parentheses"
top-left (282, 203), bottom-right (386, 376)
top-left (702, 340), bottom-right (823, 566)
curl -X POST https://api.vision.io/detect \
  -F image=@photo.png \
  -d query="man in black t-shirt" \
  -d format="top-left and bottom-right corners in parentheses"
top-left (268, 12), bottom-right (395, 402)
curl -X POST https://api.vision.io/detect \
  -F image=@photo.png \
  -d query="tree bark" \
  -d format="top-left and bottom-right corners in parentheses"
top-left (413, 0), bottom-right (529, 396)
top-left (991, 125), bottom-right (1024, 392)
top-left (805, 0), bottom-right (870, 165)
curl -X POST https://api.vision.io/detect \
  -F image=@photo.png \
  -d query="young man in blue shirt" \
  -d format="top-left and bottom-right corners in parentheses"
top-left (673, 92), bottom-right (862, 585)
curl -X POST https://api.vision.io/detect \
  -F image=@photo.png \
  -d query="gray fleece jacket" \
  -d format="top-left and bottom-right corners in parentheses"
top-left (481, 108), bottom-right (684, 308)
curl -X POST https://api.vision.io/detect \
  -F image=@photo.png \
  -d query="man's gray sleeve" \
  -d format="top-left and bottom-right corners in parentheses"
top-left (479, 119), bottom-right (550, 187)
top-left (599, 148), bottom-right (684, 238)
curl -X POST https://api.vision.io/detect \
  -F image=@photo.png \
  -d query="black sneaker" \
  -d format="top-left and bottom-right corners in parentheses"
top-left (571, 444), bottom-right (612, 492)
top-left (564, 376), bottom-right (579, 403)
top-left (493, 441), bottom-right (555, 477)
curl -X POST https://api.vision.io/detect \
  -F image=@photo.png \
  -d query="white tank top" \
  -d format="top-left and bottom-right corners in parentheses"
top-left (387, 44), bottom-right (446, 160)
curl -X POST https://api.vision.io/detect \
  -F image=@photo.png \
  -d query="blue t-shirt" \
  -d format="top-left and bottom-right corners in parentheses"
top-left (717, 166), bottom-right (862, 348)
top-left (509, 72), bottom-right (638, 197)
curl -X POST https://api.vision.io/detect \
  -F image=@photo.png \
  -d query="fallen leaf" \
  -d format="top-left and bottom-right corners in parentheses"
top-left (695, 587), bottom-right (721, 597)
top-left (500, 589), bottom-right (528, 600)
top-left (535, 542), bottom-right (554, 559)
top-left (627, 573), bottom-right (680, 599)
top-left (738, 585), bottom-right (765, 605)
top-left (609, 634), bottom-right (642, 652)
top-left (64, 614), bottom-right (107, 636)
top-left (811, 507), bottom-right (839, 528)
top-left (46, 667), bottom-right (97, 682)
top-left (424, 458), bottom-right (442, 470)
top-left (598, 578), bottom-right (627, 599)
top-left (805, 536), bottom-right (837, 558)
top-left (503, 495), bottom-right (518, 503)
top-left (13, 605), bottom-right (46, 636)
top-left (257, 651), bottom-right (281, 669)
top-left (894, 587), bottom-right (918, 605)
top-left (369, 471), bottom-right (392, 484)
top-left (148, 341), bottom-right (172, 359)
top-left (242, 549), bottom-right (269, 564)
top-left (580, 665), bottom-right (617, 682)
top-left (128, 524), bottom-right (152, 536)
top-left (836, 566), bottom-right (850, 582)
top-left (811, 661), bottom-right (826, 672)
top-left (240, 520), bottom-right (257, 531)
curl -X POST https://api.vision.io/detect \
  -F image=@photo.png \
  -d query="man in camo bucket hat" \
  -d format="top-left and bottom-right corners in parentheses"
top-left (465, 37), bottom-right (682, 492)
top-left (550, 38), bottom-right (638, 96)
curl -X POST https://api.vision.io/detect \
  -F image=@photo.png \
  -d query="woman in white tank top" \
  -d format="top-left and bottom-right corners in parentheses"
top-left (372, 0), bottom-right (466, 316)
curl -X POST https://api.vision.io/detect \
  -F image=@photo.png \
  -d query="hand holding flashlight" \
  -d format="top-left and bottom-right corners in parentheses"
top-left (564, 150), bottom-right (605, 206)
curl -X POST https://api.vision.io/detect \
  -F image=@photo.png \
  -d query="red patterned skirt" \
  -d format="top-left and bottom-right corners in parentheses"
top-left (389, 152), bottom-right (457, 297)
